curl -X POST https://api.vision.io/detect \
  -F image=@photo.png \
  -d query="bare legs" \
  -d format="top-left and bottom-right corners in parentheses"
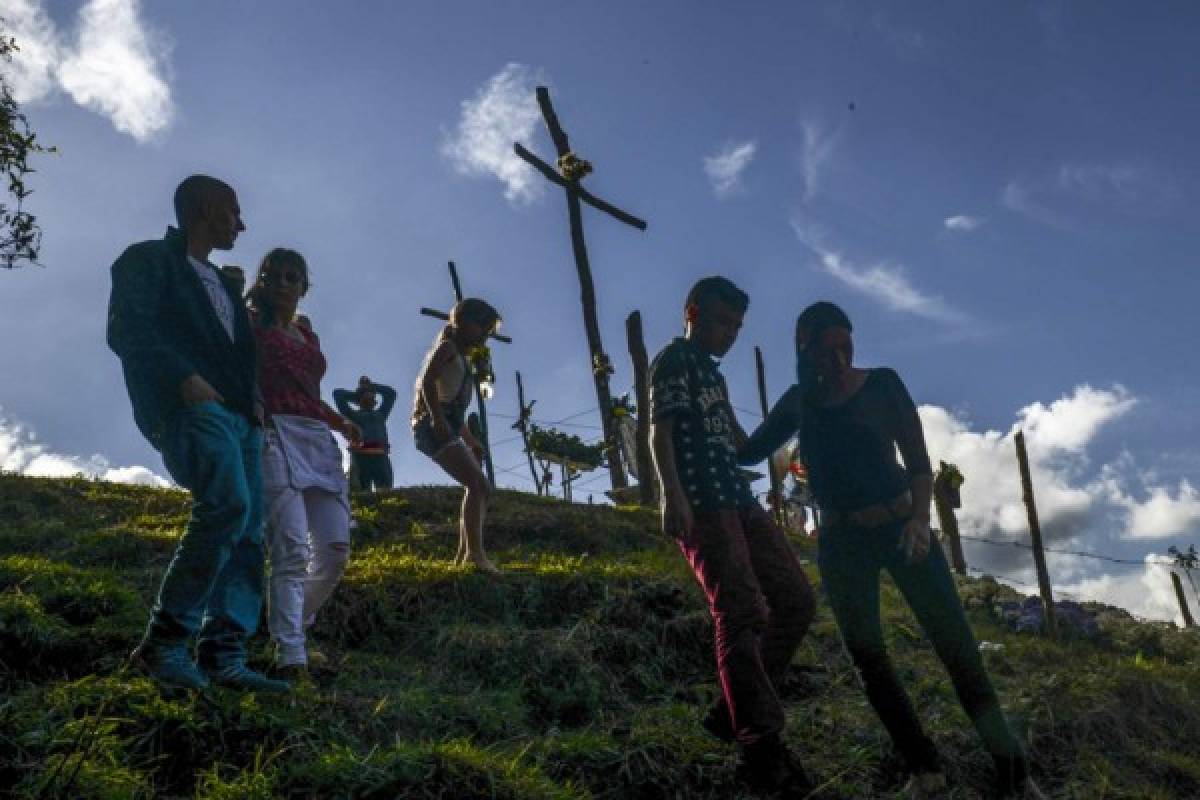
top-left (433, 441), bottom-right (498, 574)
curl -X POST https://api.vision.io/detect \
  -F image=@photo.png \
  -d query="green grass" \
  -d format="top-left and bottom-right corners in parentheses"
top-left (1, 473), bottom-right (1198, 798)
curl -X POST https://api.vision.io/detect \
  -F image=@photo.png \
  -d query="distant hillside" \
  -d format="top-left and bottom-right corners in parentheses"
top-left (1, 474), bottom-right (1197, 799)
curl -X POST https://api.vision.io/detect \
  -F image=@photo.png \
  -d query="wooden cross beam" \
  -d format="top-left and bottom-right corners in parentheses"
top-left (513, 86), bottom-right (648, 493)
top-left (419, 261), bottom-right (510, 485)
top-left (419, 308), bottom-right (512, 343)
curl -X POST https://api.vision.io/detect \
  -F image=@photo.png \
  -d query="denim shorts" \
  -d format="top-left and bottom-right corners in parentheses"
top-left (412, 415), bottom-right (464, 459)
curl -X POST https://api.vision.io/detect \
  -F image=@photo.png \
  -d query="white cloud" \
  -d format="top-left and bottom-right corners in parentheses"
top-left (1098, 470), bottom-right (1200, 540)
top-left (944, 215), bottom-right (982, 232)
top-left (920, 384), bottom-right (1200, 621)
top-left (703, 139), bottom-right (756, 197)
top-left (1055, 558), bottom-right (1184, 625)
top-left (799, 121), bottom-right (837, 201)
top-left (791, 219), bottom-right (966, 324)
top-left (442, 62), bottom-right (546, 205)
top-left (0, 0), bottom-right (62, 102)
top-left (57, 0), bottom-right (173, 142)
top-left (1016, 384), bottom-right (1136, 454)
top-left (0, 408), bottom-right (168, 487)
top-left (1003, 162), bottom-right (1174, 228)
top-left (0, 0), bottom-right (172, 141)
top-left (870, 11), bottom-right (927, 55)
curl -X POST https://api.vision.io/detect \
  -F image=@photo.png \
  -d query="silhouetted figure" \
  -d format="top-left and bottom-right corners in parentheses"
top-left (334, 376), bottom-right (397, 492)
top-left (412, 299), bottom-right (501, 575)
top-left (248, 248), bottom-right (360, 680)
top-left (107, 175), bottom-right (287, 693)
top-left (738, 301), bottom-right (1043, 798)
top-left (649, 277), bottom-right (816, 797)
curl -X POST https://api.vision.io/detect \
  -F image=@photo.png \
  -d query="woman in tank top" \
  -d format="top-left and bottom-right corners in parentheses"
top-left (737, 302), bottom-right (1044, 799)
top-left (412, 298), bottom-right (502, 574)
top-left (248, 248), bottom-right (362, 680)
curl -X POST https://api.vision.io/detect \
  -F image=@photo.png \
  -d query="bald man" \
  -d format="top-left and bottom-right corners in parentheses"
top-left (107, 175), bottom-right (288, 693)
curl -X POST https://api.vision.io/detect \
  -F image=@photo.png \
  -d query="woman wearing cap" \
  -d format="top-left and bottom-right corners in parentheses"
top-left (737, 301), bottom-right (1043, 799)
top-left (412, 298), bottom-right (502, 575)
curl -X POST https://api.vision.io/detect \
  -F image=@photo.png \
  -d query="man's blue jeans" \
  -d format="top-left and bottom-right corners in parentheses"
top-left (144, 401), bottom-right (264, 669)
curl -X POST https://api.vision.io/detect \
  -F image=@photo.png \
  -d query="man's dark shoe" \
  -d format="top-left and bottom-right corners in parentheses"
top-left (207, 662), bottom-right (291, 693)
top-left (131, 641), bottom-right (210, 691)
top-left (701, 700), bottom-right (736, 743)
top-left (269, 662), bottom-right (311, 686)
top-left (735, 734), bottom-right (815, 796)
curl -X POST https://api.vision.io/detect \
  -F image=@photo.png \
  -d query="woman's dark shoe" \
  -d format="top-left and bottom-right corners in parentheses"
top-left (701, 700), bottom-right (735, 743)
top-left (993, 754), bottom-right (1045, 798)
top-left (735, 734), bottom-right (814, 796)
top-left (902, 770), bottom-right (948, 797)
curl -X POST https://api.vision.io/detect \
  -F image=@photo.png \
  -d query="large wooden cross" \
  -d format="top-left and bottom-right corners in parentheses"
top-left (514, 86), bottom-right (647, 492)
top-left (419, 261), bottom-right (511, 485)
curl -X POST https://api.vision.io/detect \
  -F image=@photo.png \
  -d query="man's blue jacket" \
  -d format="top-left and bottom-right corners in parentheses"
top-left (107, 227), bottom-right (259, 449)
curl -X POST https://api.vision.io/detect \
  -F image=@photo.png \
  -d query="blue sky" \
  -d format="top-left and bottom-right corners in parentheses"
top-left (2, 1), bottom-right (1199, 621)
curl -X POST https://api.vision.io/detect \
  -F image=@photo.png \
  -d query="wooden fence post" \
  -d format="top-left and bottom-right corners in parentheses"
top-left (1172, 571), bottom-right (1196, 628)
top-left (625, 311), bottom-right (656, 507)
top-left (1014, 430), bottom-right (1057, 639)
top-left (754, 347), bottom-right (785, 528)
top-left (933, 463), bottom-right (968, 576)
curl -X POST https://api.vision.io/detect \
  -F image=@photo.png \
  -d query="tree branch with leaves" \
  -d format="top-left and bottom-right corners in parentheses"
top-left (0, 24), bottom-right (54, 269)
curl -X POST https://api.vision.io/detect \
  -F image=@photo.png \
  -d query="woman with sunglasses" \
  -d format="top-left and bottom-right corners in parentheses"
top-left (737, 302), bottom-right (1043, 798)
top-left (248, 248), bottom-right (361, 679)
top-left (412, 298), bottom-right (502, 575)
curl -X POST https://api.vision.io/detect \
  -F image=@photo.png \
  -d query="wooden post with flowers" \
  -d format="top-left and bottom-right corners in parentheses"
top-left (418, 261), bottom-right (511, 486)
top-left (625, 311), bottom-right (657, 506)
top-left (754, 347), bottom-right (786, 527)
top-left (1171, 572), bottom-right (1196, 628)
top-left (1014, 430), bottom-right (1058, 639)
top-left (933, 462), bottom-right (969, 576)
top-left (513, 86), bottom-right (648, 492)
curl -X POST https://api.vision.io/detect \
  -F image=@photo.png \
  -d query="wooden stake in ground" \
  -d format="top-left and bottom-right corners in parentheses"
top-left (1171, 571), bottom-right (1196, 628)
top-left (754, 347), bottom-right (786, 527)
top-left (933, 462), bottom-right (969, 576)
top-left (625, 311), bottom-right (656, 507)
top-left (1014, 430), bottom-right (1058, 639)
top-left (514, 86), bottom-right (647, 493)
top-left (514, 371), bottom-right (543, 495)
top-left (418, 261), bottom-right (511, 486)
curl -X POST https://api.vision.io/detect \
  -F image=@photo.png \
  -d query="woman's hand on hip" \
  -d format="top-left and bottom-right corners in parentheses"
top-left (899, 516), bottom-right (932, 565)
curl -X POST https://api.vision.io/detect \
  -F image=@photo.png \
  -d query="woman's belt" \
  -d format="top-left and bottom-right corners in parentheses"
top-left (822, 491), bottom-right (913, 529)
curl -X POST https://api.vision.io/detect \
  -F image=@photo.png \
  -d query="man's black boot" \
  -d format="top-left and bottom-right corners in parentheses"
top-left (735, 733), bottom-right (814, 796)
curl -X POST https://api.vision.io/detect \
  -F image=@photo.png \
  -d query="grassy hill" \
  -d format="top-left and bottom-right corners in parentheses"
top-left (1, 473), bottom-right (1198, 799)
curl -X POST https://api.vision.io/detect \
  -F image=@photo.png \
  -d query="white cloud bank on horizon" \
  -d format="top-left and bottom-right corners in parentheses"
top-left (703, 140), bottom-right (756, 197)
top-left (442, 62), bottom-right (546, 205)
top-left (920, 384), bottom-right (1200, 623)
top-left (944, 214), bottom-right (982, 232)
top-left (0, 0), bottom-right (172, 141)
top-left (1, 408), bottom-right (168, 487)
top-left (792, 219), bottom-right (967, 324)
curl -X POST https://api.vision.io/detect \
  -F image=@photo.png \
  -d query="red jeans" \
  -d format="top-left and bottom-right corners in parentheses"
top-left (677, 505), bottom-right (816, 744)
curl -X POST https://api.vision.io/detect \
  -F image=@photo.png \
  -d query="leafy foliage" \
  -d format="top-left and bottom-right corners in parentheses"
top-left (0, 26), bottom-right (54, 269)
top-left (527, 425), bottom-right (606, 471)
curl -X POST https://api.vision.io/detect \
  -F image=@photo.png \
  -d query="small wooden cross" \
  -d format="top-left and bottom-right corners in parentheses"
top-left (513, 86), bottom-right (647, 492)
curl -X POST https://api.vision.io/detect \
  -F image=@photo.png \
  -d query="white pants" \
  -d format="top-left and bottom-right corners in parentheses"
top-left (263, 427), bottom-right (351, 666)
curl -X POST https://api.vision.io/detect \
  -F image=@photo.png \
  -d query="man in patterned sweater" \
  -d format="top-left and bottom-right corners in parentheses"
top-left (649, 276), bottom-right (816, 794)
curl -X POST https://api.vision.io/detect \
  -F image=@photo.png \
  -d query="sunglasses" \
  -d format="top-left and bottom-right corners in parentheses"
top-left (262, 270), bottom-right (305, 286)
